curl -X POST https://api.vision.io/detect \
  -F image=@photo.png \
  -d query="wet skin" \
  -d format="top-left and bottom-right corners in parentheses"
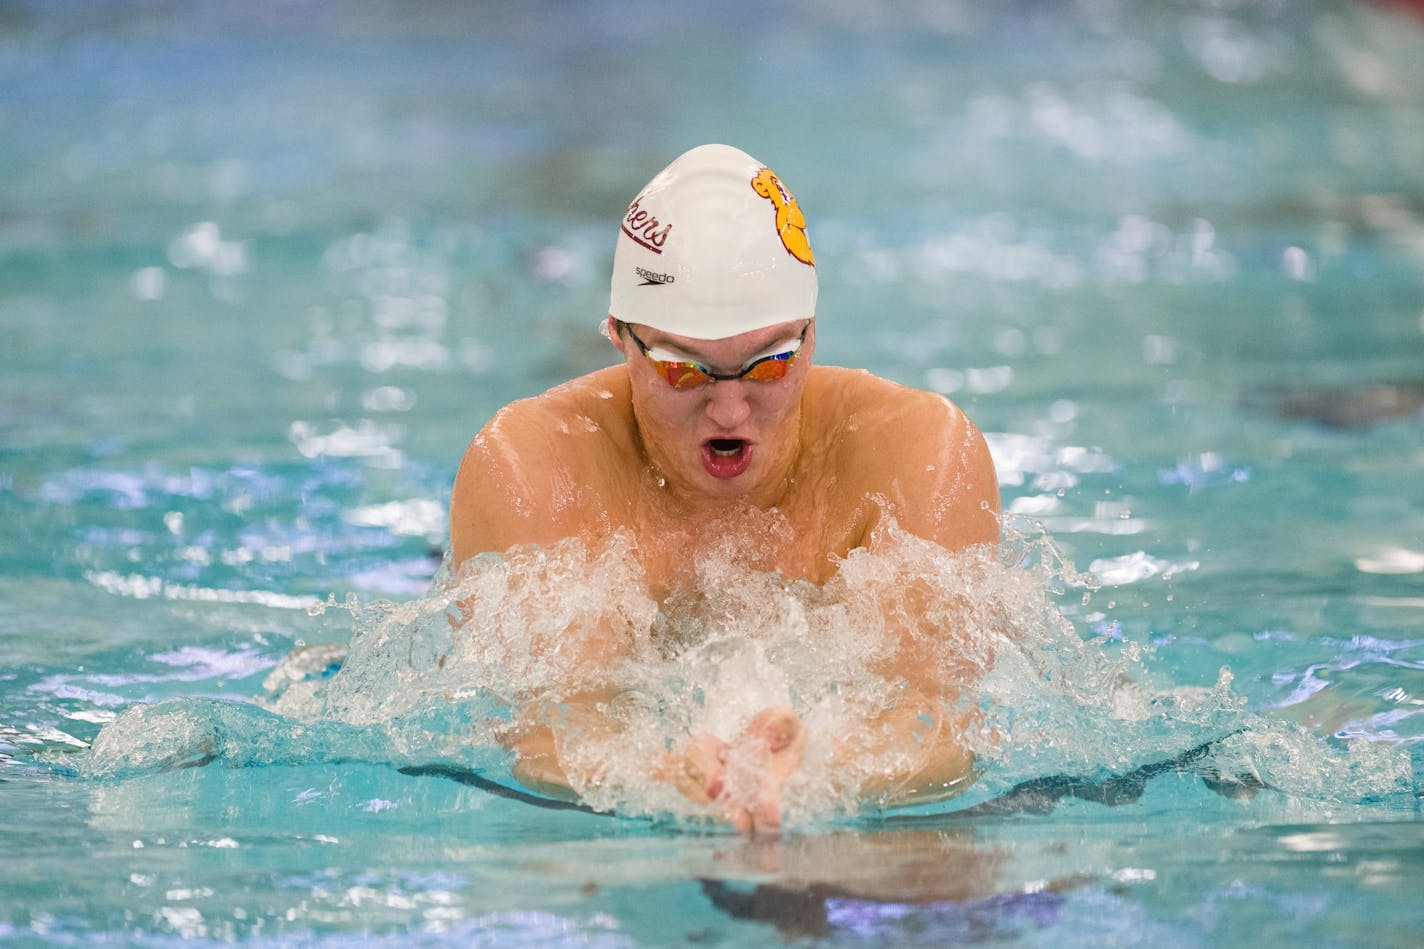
top-left (449, 317), bottom-right (1000, 833)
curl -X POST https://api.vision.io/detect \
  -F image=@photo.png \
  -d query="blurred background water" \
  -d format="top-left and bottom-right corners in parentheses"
top-left (3, 0), bottom-right (1423, 944)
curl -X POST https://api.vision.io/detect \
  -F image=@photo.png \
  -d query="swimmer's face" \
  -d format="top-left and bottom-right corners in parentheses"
top-left (610, 317), bottom-right (814, 501)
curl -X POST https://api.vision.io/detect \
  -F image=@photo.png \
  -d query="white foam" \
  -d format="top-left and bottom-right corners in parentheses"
top-left (82, 520), bottom-right (1414, 823)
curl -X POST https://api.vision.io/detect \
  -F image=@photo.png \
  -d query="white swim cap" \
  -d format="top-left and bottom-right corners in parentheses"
top-left (609, 143), bottom-right (817, 340)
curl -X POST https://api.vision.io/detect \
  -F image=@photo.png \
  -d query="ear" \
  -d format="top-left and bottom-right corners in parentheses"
top-left (605, 316), bottom-right (627, 354)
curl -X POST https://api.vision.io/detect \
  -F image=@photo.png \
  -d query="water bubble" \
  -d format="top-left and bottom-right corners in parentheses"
top-left (1048, 399), bottom-right (1078, 424)
top-left (130, 266), bottom-right (166, 301)
top-left (1282, 246), bottom-right (1313, 281)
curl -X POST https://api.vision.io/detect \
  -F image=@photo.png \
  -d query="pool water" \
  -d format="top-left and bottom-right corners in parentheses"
top-left (4, 0), bottom-right (1424, 944)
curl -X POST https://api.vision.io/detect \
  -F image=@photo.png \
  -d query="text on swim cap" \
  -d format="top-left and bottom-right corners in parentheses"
top-left (622, 198), bottom-right (672, 254)
top-left (635, 267), bottom-right (674, 285)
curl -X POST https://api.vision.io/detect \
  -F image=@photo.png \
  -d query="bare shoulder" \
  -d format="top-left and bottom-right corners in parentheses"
top-left (450, 367), bottom-right (633, 565)
top-left (807, 366), bottom-right (1000, 550)
top-left (807, 366), bottom-right (983, 457)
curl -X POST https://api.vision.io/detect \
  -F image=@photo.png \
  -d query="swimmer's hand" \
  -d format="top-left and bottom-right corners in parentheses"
top-left (660, 707), bottom-right (806, 836)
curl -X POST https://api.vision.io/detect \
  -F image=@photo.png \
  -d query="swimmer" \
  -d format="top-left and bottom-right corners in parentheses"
top-left (449, 144), bottom-right (1000, 834)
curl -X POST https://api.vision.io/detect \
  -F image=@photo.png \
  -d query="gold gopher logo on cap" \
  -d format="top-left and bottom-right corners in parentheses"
top-left (751, 167), bottom-right (814, 266)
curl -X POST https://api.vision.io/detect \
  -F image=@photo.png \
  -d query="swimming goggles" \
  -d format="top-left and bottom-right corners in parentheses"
top-left (618, 321), bottom-right (809, 390)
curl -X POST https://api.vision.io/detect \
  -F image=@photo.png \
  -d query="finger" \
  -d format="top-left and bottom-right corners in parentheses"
top-left (685, 735), bottom-right (728, 799)
top-left (748, 707), bottom-right (801, 753)
top-left (680, 762), bottom-right (717, 805)
top-left (751, 797), bottom-right (782, 837)
top-left (659, 753), bottom-right (714, 805)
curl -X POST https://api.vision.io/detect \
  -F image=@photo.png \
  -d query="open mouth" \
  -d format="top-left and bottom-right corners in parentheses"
top-left (701, 438), bottom-right (753, 479)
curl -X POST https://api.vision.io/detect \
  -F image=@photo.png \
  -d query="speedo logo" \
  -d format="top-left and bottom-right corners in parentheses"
top-left (635, 267), bottom-right (675, 286)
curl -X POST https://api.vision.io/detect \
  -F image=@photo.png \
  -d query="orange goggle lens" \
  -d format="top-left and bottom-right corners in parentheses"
top-left (653, 353), bottom-right (796, 389)
top-left (622, 322), bottom-right (808, 390)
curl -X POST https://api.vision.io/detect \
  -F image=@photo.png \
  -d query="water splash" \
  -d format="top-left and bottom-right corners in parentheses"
top-left (77, 521), bottom-right (1415, 825)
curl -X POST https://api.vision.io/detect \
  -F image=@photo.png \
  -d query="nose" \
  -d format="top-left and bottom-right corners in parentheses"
top-left (703, 380), bottom-right (752, 430)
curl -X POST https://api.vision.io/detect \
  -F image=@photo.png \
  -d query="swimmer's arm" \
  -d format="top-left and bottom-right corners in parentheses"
top-left (865, 390), bottom-right (1000, 551)
top-left (912, 399), bottom-right (1000, 548)
top-left (491, 603), bottom-right (638, 801)
top-left (511, 693), bottom-right (723, 808)
top-left (833, 689), bottom-right (979, 806)
top-left (504, 720), bottom-right (578, 800)
top-left (449, 403), bottom-right (586, 566)
top-left (840, 395), bottom-right (999, 803)
top-left (661, 699), bottom-right (978, 832)
top-left (448, 393), bottom-right (639, 801)
top-left (502, 688), bottom-right (626, 802)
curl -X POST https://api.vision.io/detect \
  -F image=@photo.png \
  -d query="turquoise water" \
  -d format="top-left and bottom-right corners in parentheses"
top-left (4, 0), bottom-right (1424, 944)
